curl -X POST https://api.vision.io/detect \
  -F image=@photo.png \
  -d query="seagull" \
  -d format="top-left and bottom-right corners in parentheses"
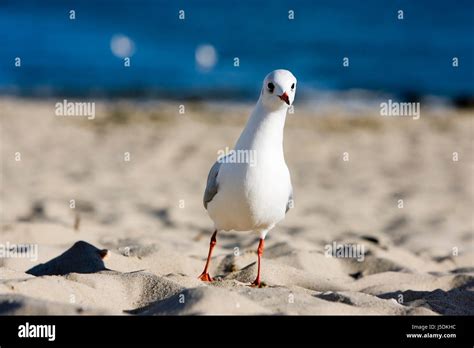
top-left (199, 69), bottom-right (296, 287)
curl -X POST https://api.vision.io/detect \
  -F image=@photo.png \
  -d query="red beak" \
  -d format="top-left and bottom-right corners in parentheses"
top-left (279, 92), bottom-right (290, 105)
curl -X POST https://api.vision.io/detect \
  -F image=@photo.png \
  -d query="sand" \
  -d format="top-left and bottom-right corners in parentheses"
top-left (0, 97), bottom-right (472, 315)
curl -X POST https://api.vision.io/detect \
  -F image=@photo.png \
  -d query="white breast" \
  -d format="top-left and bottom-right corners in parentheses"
top-left (207, 157), bottom-right (290, 232)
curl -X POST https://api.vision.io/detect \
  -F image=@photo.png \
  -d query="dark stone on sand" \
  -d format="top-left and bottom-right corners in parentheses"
top-left (26, 241), bottom-right (108, 276)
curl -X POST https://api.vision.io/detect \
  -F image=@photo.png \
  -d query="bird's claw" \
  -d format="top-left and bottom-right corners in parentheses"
top-left (198, 273), bottom-right (213, 282)
top-left (249, 279), bottom-right (264, 288)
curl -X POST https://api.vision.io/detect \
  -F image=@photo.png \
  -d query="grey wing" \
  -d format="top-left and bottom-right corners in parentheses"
top-left (286, 186), bottom-right (294, 213)
top-left (203, 160), bottom-right (222, 209)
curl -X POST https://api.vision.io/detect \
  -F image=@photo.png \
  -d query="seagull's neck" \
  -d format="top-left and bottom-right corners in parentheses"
top-left (235, 99), bottom-right (287, 157)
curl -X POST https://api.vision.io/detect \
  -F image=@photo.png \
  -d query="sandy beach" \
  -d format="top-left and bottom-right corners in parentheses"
top-left (0, 97), bottom-right (472, 315)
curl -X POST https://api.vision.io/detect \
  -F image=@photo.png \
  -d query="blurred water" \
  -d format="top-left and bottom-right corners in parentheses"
top-left (0, 0), bottom-right (473, 100)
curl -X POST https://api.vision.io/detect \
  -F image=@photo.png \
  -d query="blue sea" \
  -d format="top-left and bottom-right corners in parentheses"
top-left (0, 0), bottom-right (473, 101)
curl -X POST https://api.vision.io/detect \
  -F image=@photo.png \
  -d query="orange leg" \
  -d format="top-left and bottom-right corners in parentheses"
top-left (251, 238), bottom-right (265, 287)
top-left (198, 230), bottom-right (217, 282)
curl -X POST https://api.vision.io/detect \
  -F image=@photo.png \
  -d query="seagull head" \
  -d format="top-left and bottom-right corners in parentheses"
top-left (260, 69), bottom-right (297, 110)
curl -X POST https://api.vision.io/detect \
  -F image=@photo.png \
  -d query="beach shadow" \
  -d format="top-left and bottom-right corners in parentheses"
top-left (26, 241), bottom-right (109, 276)
top-left (377, 280), bottom-right (474, 315)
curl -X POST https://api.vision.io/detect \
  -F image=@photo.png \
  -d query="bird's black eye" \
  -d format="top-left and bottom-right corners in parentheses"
top-left (291, 83), bottom-right (295, 90)
top-left (267, 82), bottom-right (275, 93)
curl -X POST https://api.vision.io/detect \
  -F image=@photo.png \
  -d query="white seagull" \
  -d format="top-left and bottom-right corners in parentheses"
top-left (199, 69), bottom-right (296, 287)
